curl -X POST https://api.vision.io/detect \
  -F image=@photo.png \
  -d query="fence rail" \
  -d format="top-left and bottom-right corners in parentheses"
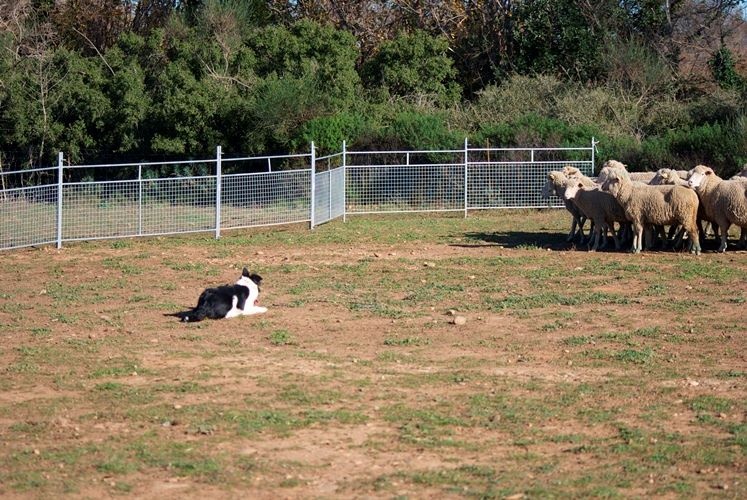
top-left (0, 140), bottom-right (596, 250)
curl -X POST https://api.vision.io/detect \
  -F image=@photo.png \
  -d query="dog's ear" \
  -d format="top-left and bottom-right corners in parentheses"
top-left (249, 273), bottom-right (262, 285)
top-left (242, 267), bottom-right (250, 277)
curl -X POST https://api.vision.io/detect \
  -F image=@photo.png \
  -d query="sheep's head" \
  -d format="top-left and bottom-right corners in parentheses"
top-left (561, 165), bottom-right (581, 177)
top-left (601, 170), bottom-right (625, 196)
top-left (601, 159), bottom-right (627, 171)
top-left (542, 171), bottom-right (566, 198)
top-left (597, 160), bottom-right (628, 185)
top-left (687, 165), bottom-right (714, 189)
top-left (660, 169), bottom-right (680, 184)
top-left (563, 181), bottom-right (584, 201)
top-left (650, 168), bottom-right (670, 185)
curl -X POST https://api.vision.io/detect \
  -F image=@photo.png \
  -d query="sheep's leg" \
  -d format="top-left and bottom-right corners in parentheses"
top-left (739, 227), bottom-right (746, 249)
top-left (672, 226), bottom-right (686, 250)
top-left (717, 221), bottom-right (731, 252)
top-left (566, 215), bottom-right (578, 242)
top-left (587, 224), bottom-right (598, 251)
top-left (598, 223), bottom-right (610, 250)
top-left (686, 225), bottom-right (701, 255)
top-left (609, 222), bottom-right (621, 250)
top-left (575, 215), bottom-right (587, 241)
top-left (643, 226), bottom-right (656, 250)
top-left (632, 223), bottom-right (644, 253)
top-left (662, 224), bottom-right (683, 248)
top-left (589, 223), bottom-right (604, 251)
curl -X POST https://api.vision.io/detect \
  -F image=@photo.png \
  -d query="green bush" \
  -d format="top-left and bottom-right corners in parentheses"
top-left (473, 114), bottom-right (600, 149)
top-left (294, 112), bottom-right (369, 154)
top-left (362, 30), bottom-right (460, 106)
top-left (387, 111), bottom-right (464, 151)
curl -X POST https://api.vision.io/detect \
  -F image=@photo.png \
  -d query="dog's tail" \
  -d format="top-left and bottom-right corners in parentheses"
top-left (165, 308), bottom-right (206, 322)
top-left (180, 307), bottom-right (207, 322)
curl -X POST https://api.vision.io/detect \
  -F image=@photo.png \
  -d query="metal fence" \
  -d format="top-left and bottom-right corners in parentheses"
top-left (0, 140), bottom-right (595, 250)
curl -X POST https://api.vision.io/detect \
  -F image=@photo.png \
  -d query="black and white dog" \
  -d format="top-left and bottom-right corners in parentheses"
top-left (178, 268), bottom-right (267, 322)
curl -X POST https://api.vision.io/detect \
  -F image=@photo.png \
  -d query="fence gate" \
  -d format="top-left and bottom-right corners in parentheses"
top-left (312, 145), bottom-right (346, 228)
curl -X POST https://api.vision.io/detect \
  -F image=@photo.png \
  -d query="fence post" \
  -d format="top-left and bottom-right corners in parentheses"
top-left (215, 145), bottom-right (222, 239)
top-left (310, 142), bottom-right (316, 229)
top-left (591, 136), bottom-right (597, 175)
top-left (56, 152), bottom-right (63, 249)
top-left (342, 140), bottom-right (347, 223)
top-left (138, 164), bottom-right (143, 236)
top-left (463, 137), bottom-right (468, 218)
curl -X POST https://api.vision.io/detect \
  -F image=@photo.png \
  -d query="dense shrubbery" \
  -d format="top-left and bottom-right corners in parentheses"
top-left (0, 1), bottom-right (745, 177)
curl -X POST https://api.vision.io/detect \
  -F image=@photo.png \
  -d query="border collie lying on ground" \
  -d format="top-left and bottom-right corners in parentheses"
top-left (176, 268), bottom-right (267, 322)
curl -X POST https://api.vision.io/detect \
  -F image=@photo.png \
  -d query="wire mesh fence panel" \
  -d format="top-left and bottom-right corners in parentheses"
top-left (468, 160), bottom-right (593, 209)
top-left (61, 181), bottom-right (140, 240)
top-left (140, 177), bottom-right (217, 236)
top-left (346, 165), bottom-right (465, 213)
top-left (221, 170), bottom-right (311, 229)
top-left (314, 169), bottom-right (331, 226)
top-left (330, 166), bottom-right (345, 220)
top-left (0, 185), bottom-right (58, 249)
top-left (0, 144), bottom-right (595, 250)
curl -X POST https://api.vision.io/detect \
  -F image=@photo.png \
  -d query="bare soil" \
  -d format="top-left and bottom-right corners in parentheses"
top-left (0, 211), bottom-right (745, 498)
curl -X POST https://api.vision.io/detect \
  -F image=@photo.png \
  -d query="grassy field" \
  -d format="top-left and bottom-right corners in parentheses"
top-left (0, 209), bottom-right (745, 498)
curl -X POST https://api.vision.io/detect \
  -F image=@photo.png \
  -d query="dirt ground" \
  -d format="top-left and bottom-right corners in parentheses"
top-left (0, 211), bottom-right (745, 498)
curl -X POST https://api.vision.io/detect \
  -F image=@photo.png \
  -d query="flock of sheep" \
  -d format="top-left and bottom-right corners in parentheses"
top-left (542, 161), bottom-right (747, 254)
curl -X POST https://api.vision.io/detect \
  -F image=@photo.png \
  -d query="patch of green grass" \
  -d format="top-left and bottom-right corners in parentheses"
top-left (383, 336), bottom-right (430, 346)
top-left (688, 395), bottom-right (733, 414)
top-left (487, 291), bottom-right (630, 311)
top-left (30, 327), bottom-right (51, 337)
top-left (716, 369), bottom-right (745, 379)
top-left (46, 282), bottom-right (86, 303)
top-left (268, 329), bottom-right (295, 346)
top-left (279, 385), bottom-right (342, 405)
top-left (563, 335), bottom-right (592, 346)
top-left (102, 257), bottom-right (142, 275)
top-left (678, 260), bottom-right (742, 284)
top-left (131, 440), bottom-right (221, 478)
top-left (110, 240), bottom-right (131, 249)
top-left (614, 348), bottom-right (654, 365)
top-left (633, 326), bottom-right (661, 338)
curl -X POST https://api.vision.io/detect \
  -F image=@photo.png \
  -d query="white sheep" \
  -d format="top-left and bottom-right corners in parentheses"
top-left (563, 181), bottom-right (628, 251)
top-left (650, 168), bottom-right (689, 186)
top-left (687, 164), bottom-right (747, 252)
top-left (598, 161), bottom-right (680, 249)
top-left (542, 170), bottom-right (595, 242)
top-left (601, 168), bottom-right (701, 255)
top-left (730, 165), bottom-right (747, 181)
top-left (597, 160), bottom-right (660, 185)
top-left (651, 167), bottom-right (720, 243)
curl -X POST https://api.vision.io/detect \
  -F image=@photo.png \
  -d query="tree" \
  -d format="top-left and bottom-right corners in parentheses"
top-left (51, 0), bottom-right (133, 55)
top-left (362, 29), bottom-right (460, 105)
top-left (709, 45), bottom-right (746, 91)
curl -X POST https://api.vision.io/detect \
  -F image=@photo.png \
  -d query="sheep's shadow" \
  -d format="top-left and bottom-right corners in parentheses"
top-left (455, 231), bottom-right (571, 250)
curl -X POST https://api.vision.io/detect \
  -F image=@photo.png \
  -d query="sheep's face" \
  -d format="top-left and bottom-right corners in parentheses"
top-left (687, 166), bottom-right (713, 189)
top-left (602, 174), bottom-right (622, 196)
top-left (563, 182), bottom-right (584, 200)
top-left (662, 170), bottom-right (679, 184)
top-left (542, 172), bottom-right (559, 198)
top-left (561, 166), bottom-right (580, 177)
